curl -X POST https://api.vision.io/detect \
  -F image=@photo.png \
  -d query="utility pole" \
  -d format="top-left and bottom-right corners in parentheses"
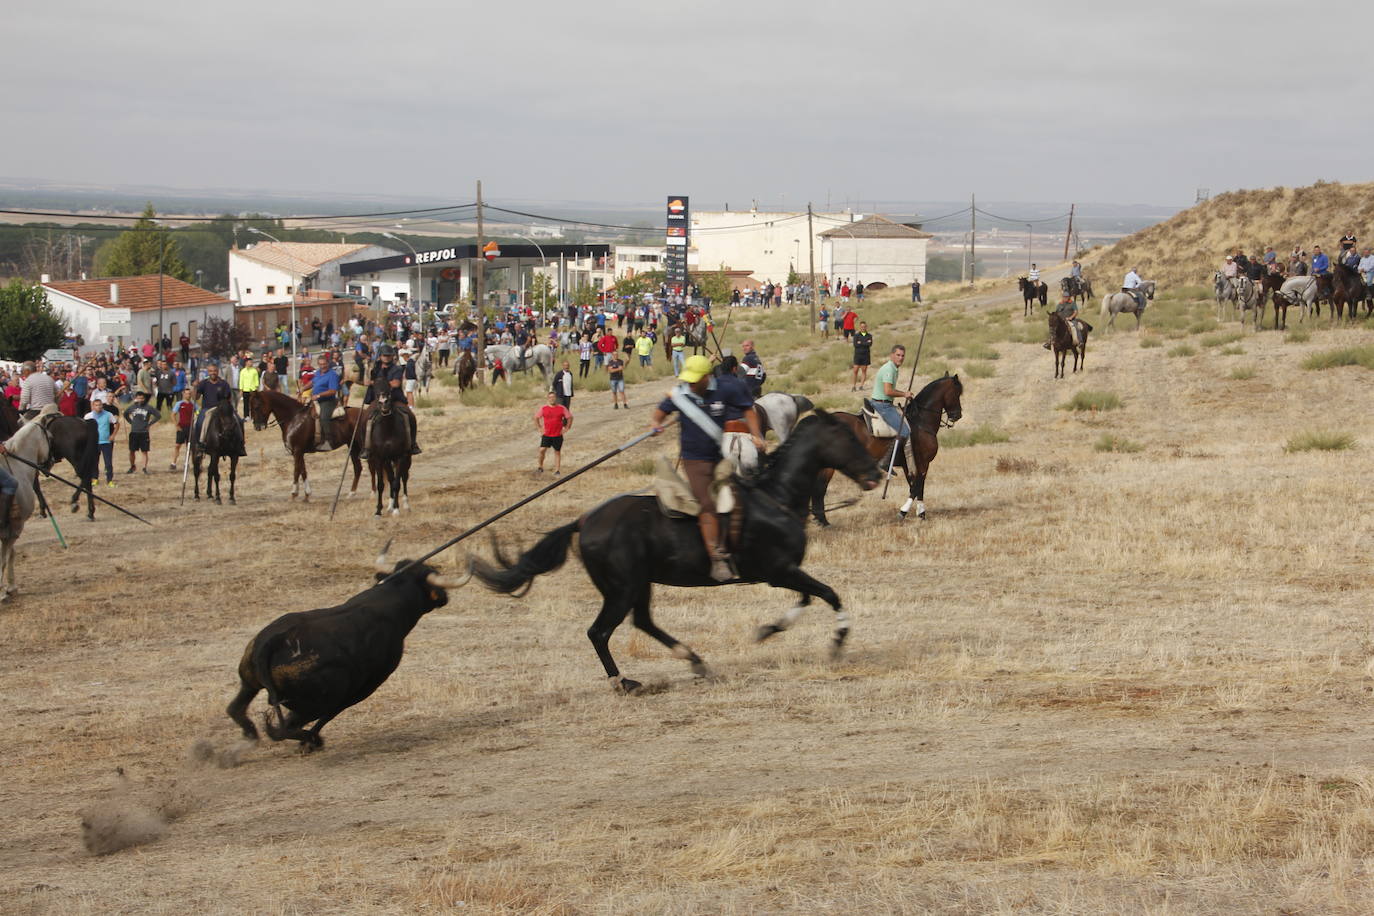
top-left (968, 194), bottom-right (976, 286)
top-left (1063, 203), bottom-right (1075, 261)
top-left (474, 179), bottom-right (485, 381)
top-left (807, 203), bottom-right (817, 334)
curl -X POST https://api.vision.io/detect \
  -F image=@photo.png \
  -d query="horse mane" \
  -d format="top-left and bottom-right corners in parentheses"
top-left (4, 417), bottom-right (47, 459)
top-left (914, 373), bottom-right (960, 407)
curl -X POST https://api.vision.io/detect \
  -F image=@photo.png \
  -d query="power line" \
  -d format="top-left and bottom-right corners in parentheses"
top-left (0, 202), bottom-right (478, 223)
top-left (972, 207), bottom-right (1071, 224)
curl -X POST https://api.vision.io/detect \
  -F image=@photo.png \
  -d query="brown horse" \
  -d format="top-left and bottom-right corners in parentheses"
top-left (1049, 313), bottom-right (1090, 378)
top-left (250, 388), bottom-right (363, 502)
top-left (809, 374), bottom-right (963, 525)
top-left (365, 382), bottom-right (413, 518)
top-left (456, 350), bottom-right (476, 391)
top-left (1018, 277), bottom-right (1047, 316)
top-left (1258, 271), bottom-right (1286, 327)
top-left (1331, 263), bottom-right (1365, 322)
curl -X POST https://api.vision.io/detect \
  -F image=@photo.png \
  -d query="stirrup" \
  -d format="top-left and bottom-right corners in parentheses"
top-left (709, 554), bottom-right (735, 582)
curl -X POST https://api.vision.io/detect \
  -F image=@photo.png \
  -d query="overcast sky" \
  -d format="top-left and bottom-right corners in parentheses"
top-left (3, 0), bottom-right (1364, 210)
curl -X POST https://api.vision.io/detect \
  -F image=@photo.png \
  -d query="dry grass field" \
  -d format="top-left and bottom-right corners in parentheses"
top-left (7, 279), bottom-right (1374, 914)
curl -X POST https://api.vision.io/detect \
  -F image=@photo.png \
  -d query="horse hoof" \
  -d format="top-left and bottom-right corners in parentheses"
top-left (754, 624), bottom-right (784, 643)
top-left (617, 678), bottom-right (643, 695)
top-left (390, 508), bottom-right (399, 516)
top-left (898, 510), bottom-right (908, 522)
top-left (85, 516), bottom-right (94, 523)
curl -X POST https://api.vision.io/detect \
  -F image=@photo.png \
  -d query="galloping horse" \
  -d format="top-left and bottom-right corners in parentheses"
top-left (365, 380), bottom-right (412, 517)
top-left (810, 374), bottom-right (963, 525)
top-left (193, 405), bottom-right (243, 504)
top-left (472, 413), bottom-right (882, 692)
top-left (1049, 313), bottom-right (1091, 378)
top-left (1018, 277), bottom-right (1047, 315)
top-left (1101, 280), bottom-right (1155, 329)
top-left (250, 388), bottom-right (364, 502)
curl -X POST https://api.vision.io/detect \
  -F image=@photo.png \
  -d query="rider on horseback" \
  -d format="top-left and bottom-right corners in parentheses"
top-left (649, 354), bottom-right (763, 583)
top-left (359, 345), bottom-right (421, 459)
top-left (1123, 266), bottom-right (1146, 315)
top-left (1044, 295), bottom-right (1082, 349)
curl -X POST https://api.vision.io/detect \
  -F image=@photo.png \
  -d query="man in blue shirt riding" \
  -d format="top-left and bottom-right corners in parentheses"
top-left (311, 353), bottom-right (340, 449)
top-left (1312, 245), bottom-right (1330, 277)
top-left (649, 354), bottom-right (763, 582)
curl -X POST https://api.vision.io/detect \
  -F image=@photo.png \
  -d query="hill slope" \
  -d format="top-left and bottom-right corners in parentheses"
top-left (1091, 180), bottom-right (1374, 289)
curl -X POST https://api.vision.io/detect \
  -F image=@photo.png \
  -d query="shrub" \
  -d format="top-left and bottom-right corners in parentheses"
top-left (1284, 430), bottom-right (1356, 452)
top-left (942, 424), bottom-right (1010, 448)
top-left (962, 361), bottom-right (996, 378)
top-left (1059, 390), bottom-right (1122, 412)
top-left (1094, 433), bottom-right (1143, 453)
top-left (1301, 346), bottom-right (1374, 370)
top-left (1285, 329), bottom-right (1311, 343)
top-left (1229, 365), bottom-right (1257, 380)
top-left (1200, 332), bottom-right (1242, 349)
top-left (1139, 336), bottom-right (1163, 349)
top-left (1167, 345), bottom-right (1196, 358)
top-left (1219, 345), bottom-right (1245, 356)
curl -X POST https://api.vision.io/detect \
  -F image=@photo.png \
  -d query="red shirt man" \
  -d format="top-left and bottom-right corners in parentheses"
top-left (596, 332), bottom-right (618, 355)
top-left (842, 308), bottom-right (858, 340)
top-left (534, 391), bottom-right (572, 474)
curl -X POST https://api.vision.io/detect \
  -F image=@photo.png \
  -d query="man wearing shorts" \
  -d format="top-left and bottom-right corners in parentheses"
top-left (535, 390), bottom-right (572, 475)
top-left (851, 321), bottom-right (874, 391)
top-left (123, 390), bottom-right (161, 474)
top-left (606, 353), bottom-right (628, 410)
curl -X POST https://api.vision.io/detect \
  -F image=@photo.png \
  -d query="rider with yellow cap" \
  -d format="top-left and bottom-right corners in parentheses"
top-left (649, 354), bottom-right (764, 581)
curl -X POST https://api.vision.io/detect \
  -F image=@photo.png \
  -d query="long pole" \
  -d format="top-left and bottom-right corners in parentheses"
top-left (0, 451), bottom-right (153, 525)
top-left (158, 228), bottom-right (165, 350)
top-left (807, 203), bottom-right (817, 334)
top-left (179, 428), bottom-right (192, 505)
top-left (34, 483), bottom-right (67, 548)
top-left (474, 180), bottom-right (486, 383)
top-left (382, 419), bottom-right (675, 584)
top-left (1063, 203), bottom-right (1075, 261)
top-left (329, 406), bottom-right (365, 520)
top-left (881, 315), bottom-right (928, 500)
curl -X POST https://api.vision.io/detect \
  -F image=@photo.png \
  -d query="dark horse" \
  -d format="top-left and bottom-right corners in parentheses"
top-left (193, 404), bottom-right (243, 504)
top-left (1258, 271), bottom-right (1287, 327)
top-left (366, 382), bottom-right (412, 517)
top-left (1331, 263), bottom-right (1366, 322)
top-left (0, 404), bottom-right (99, 520)
top-left (1049, 313), bottom-right (1090, 378)
top-left (810, 374), bottom-right (963, 526)
top-left (473, 412), bottom-right (883, 692)
top-left (250, 388), bottom-right (364, 502)
top-left (455, 350), bottom-right (477, 391)
top-left (1060, 276), bottom-right (1094, 308)
top-left (1019, 277), bottom-right (1047, 315)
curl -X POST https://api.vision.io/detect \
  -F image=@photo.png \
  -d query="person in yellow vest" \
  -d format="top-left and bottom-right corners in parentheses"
top-left (634, 332), bottom-right (655, 368)
top-left (237, 351), bottom-right (261, 420)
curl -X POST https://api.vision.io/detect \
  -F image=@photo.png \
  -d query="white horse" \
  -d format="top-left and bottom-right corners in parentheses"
top-left (486, 344), bottom-right (554, 384)
top-left (753, 393), bottom-right (813, 445)
top-left (1100, 280), bottom-right (1156, 330)
top-left (0, 418), bottom-right (49, 600)
top-left (1276, 276), bottom-right (1318, 328)
top-left (1213, 271), bottom-right (1236, 320)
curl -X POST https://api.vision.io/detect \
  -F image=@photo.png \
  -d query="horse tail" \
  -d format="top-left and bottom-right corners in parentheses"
top-left (472, 521), bottom-right (579, 595)
top-left (250, 628), bottom-right (288, 708)
top-left (1100, 294), bottom-right (1110, 317)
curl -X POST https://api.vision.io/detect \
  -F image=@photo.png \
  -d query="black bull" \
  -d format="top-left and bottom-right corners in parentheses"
top-left (226, 550), bottom-right (471, 751)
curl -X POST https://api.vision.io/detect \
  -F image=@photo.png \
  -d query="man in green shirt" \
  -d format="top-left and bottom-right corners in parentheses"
top-left (670, 328), bottom-right (687, 375)
top-left (870, 344), bottom-right (914, 469)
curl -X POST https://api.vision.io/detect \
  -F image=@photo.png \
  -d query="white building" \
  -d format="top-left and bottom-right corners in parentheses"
top-left (612, 244), bottom-right (699, 279)
top-left (819, 214), bottom-right (932, 288)
top-left (229, 242), bottom-right (404, 306)
top-left (691, 208), bottom-right (856, 283)
top-left (42, 275), bottom-right (235, 349)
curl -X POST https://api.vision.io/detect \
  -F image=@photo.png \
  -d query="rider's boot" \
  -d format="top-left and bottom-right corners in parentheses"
top-left (408, 411), bottom-right (421, 455)
top-left (0, 491), bottom-right (14, 540)
top-left (359, 417), bottom-right (372, 460)
top-left (699, 512), bottom-right (733, 582)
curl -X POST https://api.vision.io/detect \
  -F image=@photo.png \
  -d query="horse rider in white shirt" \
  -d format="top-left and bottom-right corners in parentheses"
top-left (1123, 267), bottom-right (1145, 313)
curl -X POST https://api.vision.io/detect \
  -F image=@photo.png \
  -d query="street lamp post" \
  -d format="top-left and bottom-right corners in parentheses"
top-left (247, 226), bottom-right (296, 379)
top-left (514, 235), bottom-right (548, 323)
top-left (382, 230), bottom-right (422, 326)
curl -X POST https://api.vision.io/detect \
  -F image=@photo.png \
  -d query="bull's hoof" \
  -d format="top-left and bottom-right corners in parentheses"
top-left (755, 624), bottom-right (784, 642)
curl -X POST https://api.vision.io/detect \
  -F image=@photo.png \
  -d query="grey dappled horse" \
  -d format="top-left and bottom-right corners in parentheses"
top-left (485, 344), bottom-right (554, 384)
top-left (1100, 279), bottom-right (1156, 329)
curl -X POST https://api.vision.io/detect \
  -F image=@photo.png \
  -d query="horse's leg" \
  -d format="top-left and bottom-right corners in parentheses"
top-left (228, 456), bottom-right (238, 504)
top-left (762, 566), bottom-right (848, 658)
top-left (193, 451), bottom-right (202, 500)
top-left (755, 592), bottom-right (813, 642)
top-left (629, 583), bottom-right (710, 678)
top-left (811, 469), bottom-right (835, 526)
top-left (349, 454), bottom-right (362, 495)
top-left (373, 462), bottom-right (384, 517)
top-left (212, 455), bottom-right (222, 504)
top-left (586, 589), bottom-right (637, 692)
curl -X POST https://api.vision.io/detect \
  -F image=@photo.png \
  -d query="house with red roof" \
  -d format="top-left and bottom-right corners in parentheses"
top-left (42, 275), bottom-right (234, 349)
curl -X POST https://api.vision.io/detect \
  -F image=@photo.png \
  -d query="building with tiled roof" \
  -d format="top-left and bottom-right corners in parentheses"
top-left (817, 214), bottom-right (932, 289)
top-left (229, 241), bottom-right (400, 306)
top-left (43, 275), bottom-right (234, 349)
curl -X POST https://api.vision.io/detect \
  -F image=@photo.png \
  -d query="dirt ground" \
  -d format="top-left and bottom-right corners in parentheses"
top-left (6, 282), bottom-right (1374, 915)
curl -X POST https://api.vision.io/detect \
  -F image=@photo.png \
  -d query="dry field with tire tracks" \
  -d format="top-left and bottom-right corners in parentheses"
top-left (6, 280), bottom-right (1374, 914)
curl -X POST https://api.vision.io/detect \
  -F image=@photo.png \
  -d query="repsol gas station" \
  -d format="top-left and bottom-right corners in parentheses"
top-left (340, 241), bottom-right (612, 308)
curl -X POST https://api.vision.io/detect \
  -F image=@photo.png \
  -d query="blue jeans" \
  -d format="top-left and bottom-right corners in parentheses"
top-left (872, 400), bottom-right (909, 467)
top-left (0, 466), bottom-right (16, 496)
top-left (672, 351), bottom-right (685, 374)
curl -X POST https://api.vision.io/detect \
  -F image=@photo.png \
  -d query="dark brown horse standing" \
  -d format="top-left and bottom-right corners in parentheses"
top-left (455, 350), bottom-right (477, 391)
top-left (1019, 277), bottom-right (1047, 316)
top-left (1331, 263), bottom-right (1365, 322)
top-left (810, 374), bottom-right (963, 525)
top-left (192, 404), bottom-right (243, 504)
top-left (250, 388), bottom-right (363, 502)
top-left (1049, 313), bottom-right (1090, 378)
top-left (365, 381), bottom-right (412, 518)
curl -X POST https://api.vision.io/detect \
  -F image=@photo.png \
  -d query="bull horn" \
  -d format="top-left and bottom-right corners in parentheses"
top-left (375, 538), bottom-right (394, 574)
top-left (426, 568), bottom-right (472, 590)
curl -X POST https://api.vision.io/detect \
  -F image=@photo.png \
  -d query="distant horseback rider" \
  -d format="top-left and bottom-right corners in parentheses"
top-left (1123, 266), bottom-right (1146, 314)
top-left (1070, 260), bottom-right (1083, 283)
top-left (193, 362), bottom-right (247, 456)
top-left (649, 354), bottom-right (763, 582)
top-left (359, 345), bottom-right (420, 459)
top-left (310, 353), bottom-right (340, 449)
top-left (1028, 263), bottom-right (1041, 288)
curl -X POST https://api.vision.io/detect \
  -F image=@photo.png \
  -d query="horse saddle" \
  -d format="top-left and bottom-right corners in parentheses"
top-left (861, 399), bottom-right (900, 439)
top-left (652, 456), bottom-right (737, 518)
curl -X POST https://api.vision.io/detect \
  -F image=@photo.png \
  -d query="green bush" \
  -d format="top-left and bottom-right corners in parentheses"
top-left (1301, 346), bottom-right (1374, 370)
top-left (1285, 329), bottom-right (1311, 343)
top-left (962, 361), bottom-right (996, 378)
top-left (1094, 433), bottom-right (1143, 453)
top-left (1167, 344), bottom-right (1196, 358)
top-left (1139, 336), bottom-right (1163, 349)
top-left (942, 424), bottom-right (1010, 448)
top-left (1200, 331), bottom-right (1242, 349)
top-left (1284, 430), bottom-right (1355, 453)
top-left (1059, 390), bottom-right (1122, 412)
top-left (1229, 365), bottom-right (1257, 380)
top-left (1219, 345), bottom-right (1245, 356)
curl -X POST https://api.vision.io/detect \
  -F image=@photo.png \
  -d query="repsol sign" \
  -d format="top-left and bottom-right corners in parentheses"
top-left (408, 247), bottom-right (458, 265)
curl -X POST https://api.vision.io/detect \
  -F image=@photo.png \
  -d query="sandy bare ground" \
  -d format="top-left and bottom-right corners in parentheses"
top-left (6, 284), bottom-right (1374, 914)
